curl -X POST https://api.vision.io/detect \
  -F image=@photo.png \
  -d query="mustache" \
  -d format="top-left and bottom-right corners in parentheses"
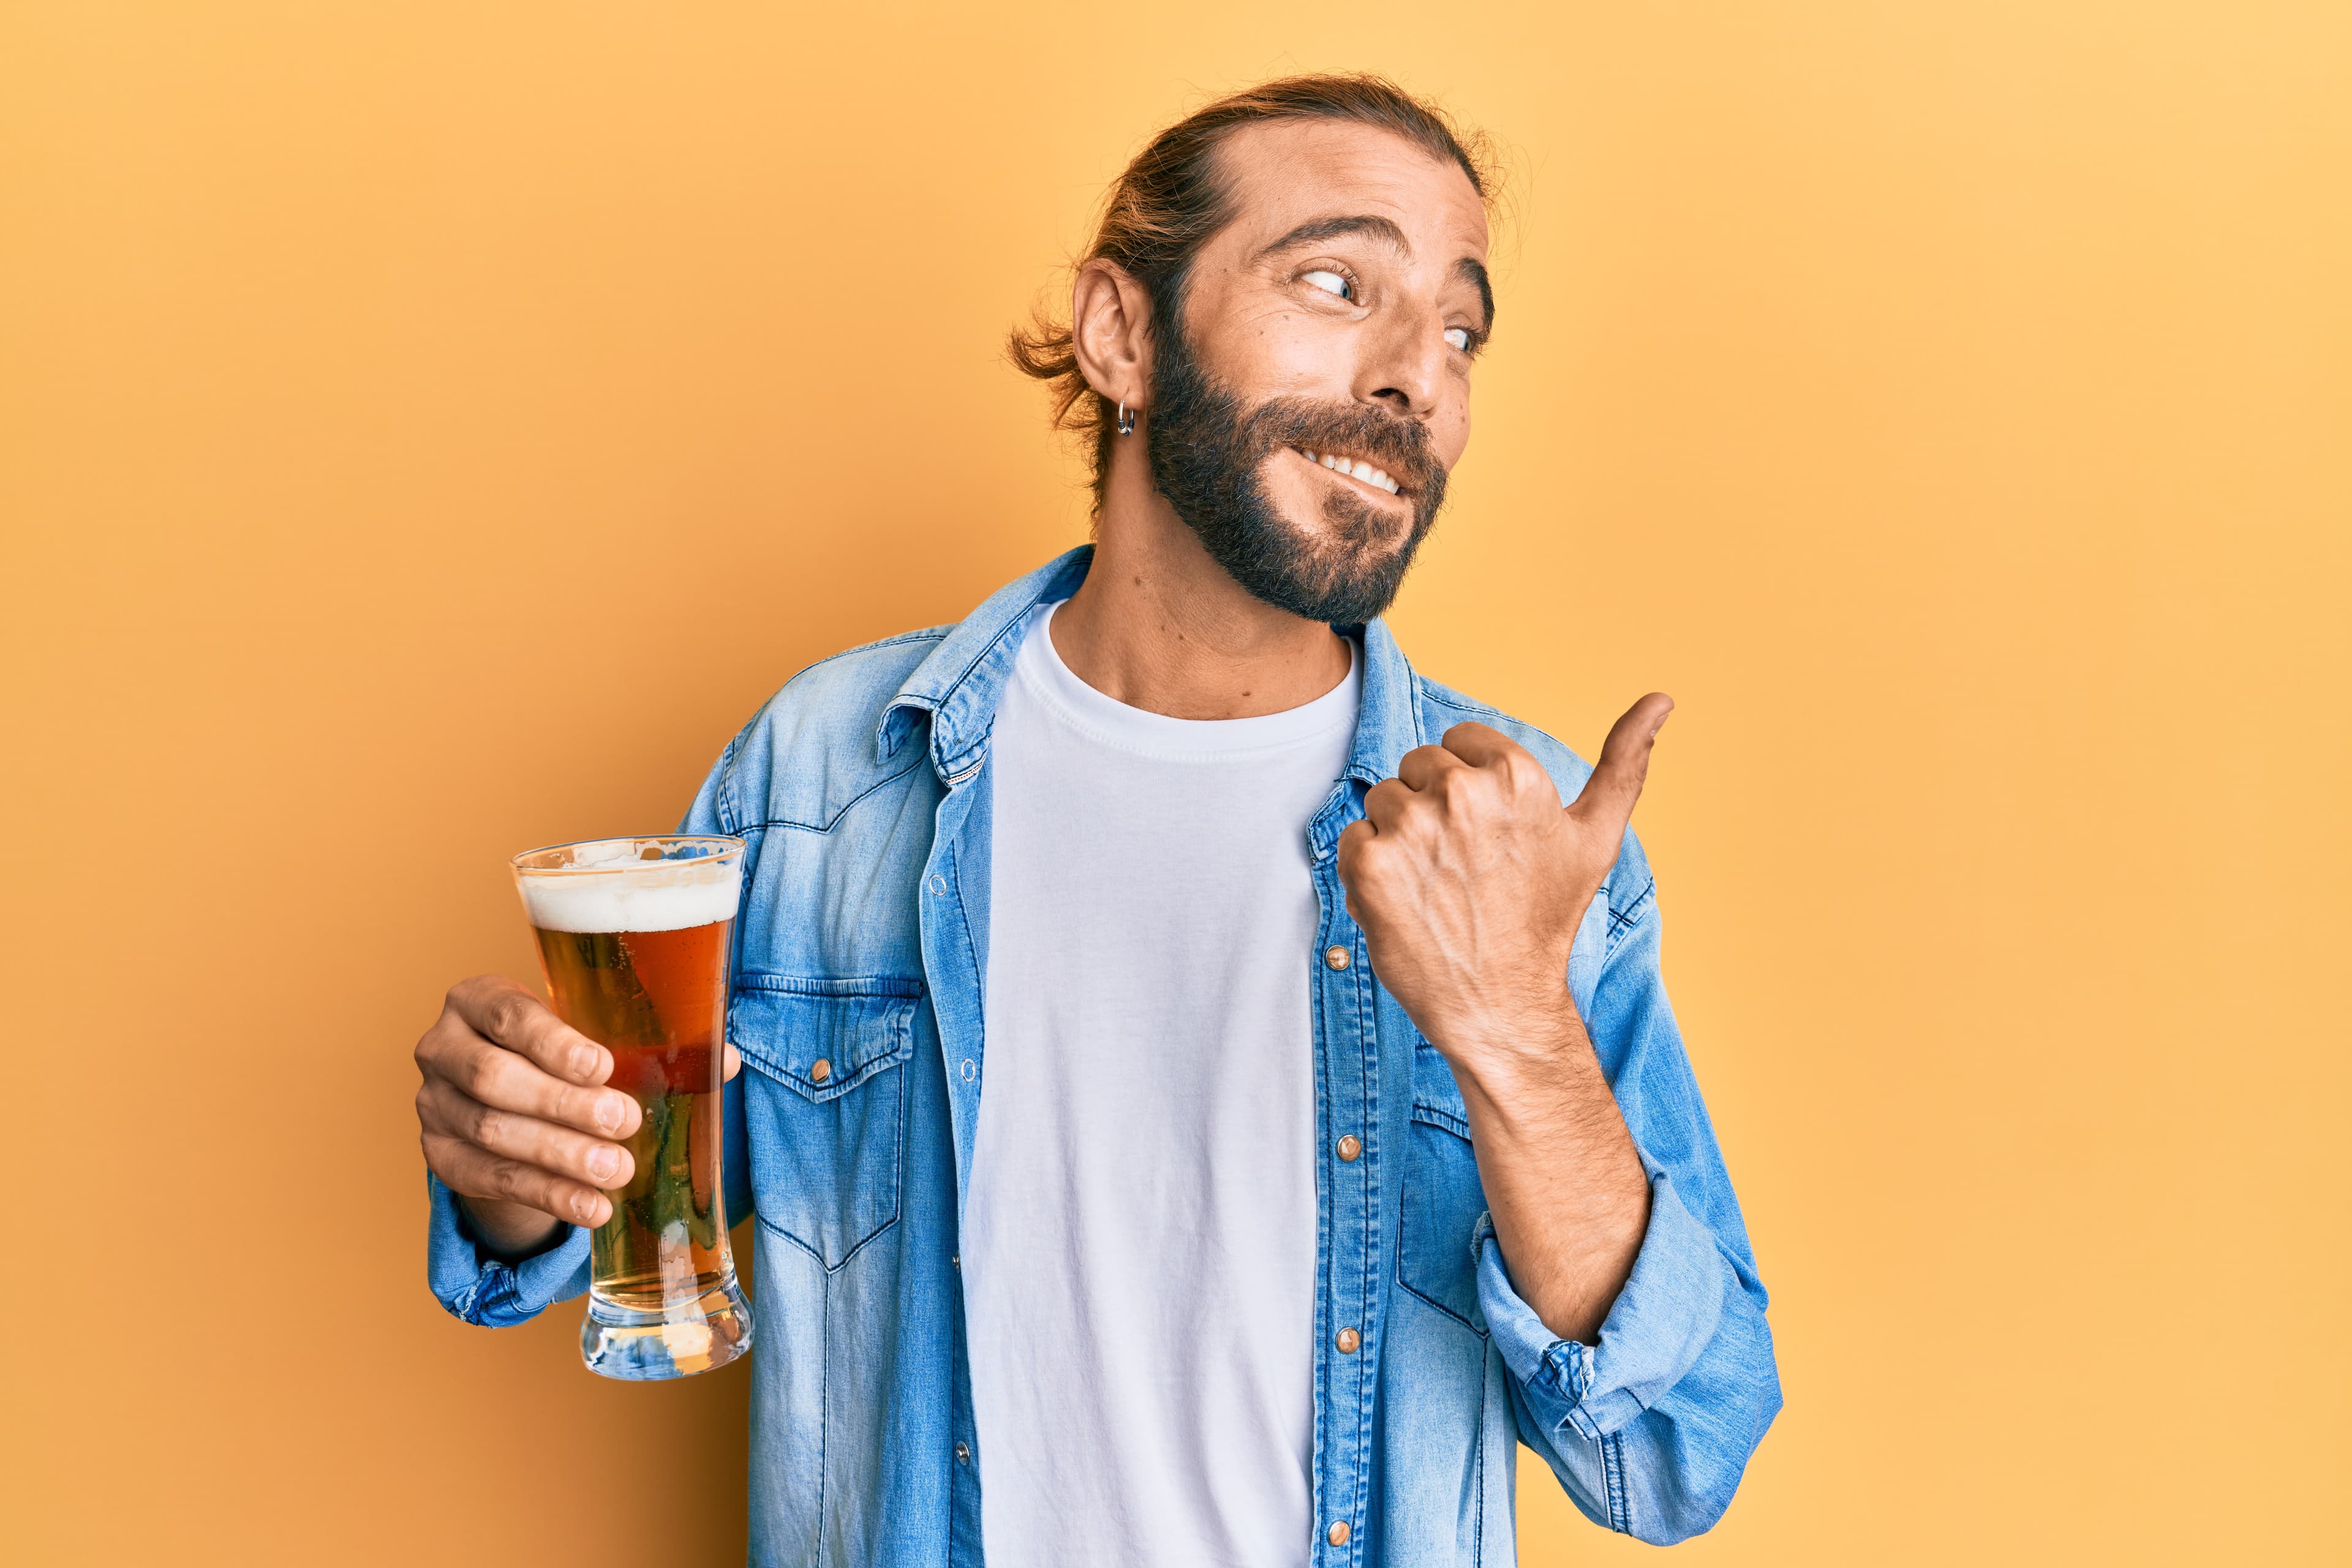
top-left (1242, 397), bottom-right (1447, 500)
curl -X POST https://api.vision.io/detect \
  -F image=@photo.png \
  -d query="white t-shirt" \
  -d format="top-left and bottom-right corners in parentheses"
top-left (962, 602), bottom-right (1360, 1568)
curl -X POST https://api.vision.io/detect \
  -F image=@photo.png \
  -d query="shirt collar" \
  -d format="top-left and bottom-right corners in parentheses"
top-left (880, 546), bottom-right (1094, 775)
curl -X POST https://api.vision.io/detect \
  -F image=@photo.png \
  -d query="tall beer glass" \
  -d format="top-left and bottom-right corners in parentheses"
top-left (510, 835), bottom-right (752, 1380)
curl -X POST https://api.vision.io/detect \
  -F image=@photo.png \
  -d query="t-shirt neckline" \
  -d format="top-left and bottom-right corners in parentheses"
top-left (1012, 600), bottom-right (1362, 763)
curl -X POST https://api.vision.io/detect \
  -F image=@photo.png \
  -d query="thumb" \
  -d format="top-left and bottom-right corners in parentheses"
top-left (724, 1039), bottom-right (743, 1082)
top-left (1569, 692), bottom-right (1674, 838)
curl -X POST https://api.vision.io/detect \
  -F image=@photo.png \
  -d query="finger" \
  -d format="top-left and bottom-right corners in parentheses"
top-left (424, 1131), bottom-right (613, 1229)
top-left (1335, 818), bottom-right (1374, 882)
top-left (1362, 777), bottom-right (1416, 833)
top-left (1438, 720), bottom-right (1525, 769)
top-left (1440, 720), bottom-right (1552, 794)
top-left (1568, 692), bottom-right (1675, 837)
top-left (419, 1077), bottom-right (635, 1191)
top-left (1396, 743), bottom-right (1469, 792)
top-left (426, 1030), bottom-right (641, 1139)
top-left (724, 1039), bottom-right (742, 1082)
top-left (446, 976), bottom-right (612, 1088)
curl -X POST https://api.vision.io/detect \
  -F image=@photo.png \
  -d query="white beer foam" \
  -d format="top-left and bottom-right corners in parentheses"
top-left (519, 849), bottom-right (742, 934)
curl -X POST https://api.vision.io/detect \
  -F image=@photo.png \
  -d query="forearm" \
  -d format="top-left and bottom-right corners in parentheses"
top-left (1444, 998), bottom-right (1649, 1343)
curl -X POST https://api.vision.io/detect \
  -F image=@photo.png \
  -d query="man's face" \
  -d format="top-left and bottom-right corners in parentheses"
top-left (1145, 119), bottom-right (1493, 625)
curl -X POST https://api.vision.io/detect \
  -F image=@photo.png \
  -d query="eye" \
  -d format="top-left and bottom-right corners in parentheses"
top-left (1301, 269), bottom-right (1354, 301)
top-left (1444, 326), bottom-right (1472, 353)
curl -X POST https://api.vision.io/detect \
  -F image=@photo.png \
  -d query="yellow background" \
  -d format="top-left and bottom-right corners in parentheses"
top-left (4, 3), bottom-right (2346, 1562)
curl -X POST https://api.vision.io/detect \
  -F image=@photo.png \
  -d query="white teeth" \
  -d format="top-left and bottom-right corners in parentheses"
top-left (1303, 448), bottom-right (1404, 496)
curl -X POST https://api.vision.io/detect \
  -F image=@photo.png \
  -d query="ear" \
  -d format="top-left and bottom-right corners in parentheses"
top-left (1070, 259), bottom-right (1155, 416)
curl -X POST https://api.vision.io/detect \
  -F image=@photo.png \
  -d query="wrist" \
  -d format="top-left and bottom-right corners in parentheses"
top-left (458, 1194), bottom-right (567, 1262)
top-left (1423, 990), bottom-right (1590, 1100)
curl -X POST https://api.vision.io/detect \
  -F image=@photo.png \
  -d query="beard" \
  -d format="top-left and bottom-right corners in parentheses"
top-left (1143, 320), bottom-right (1449, 626)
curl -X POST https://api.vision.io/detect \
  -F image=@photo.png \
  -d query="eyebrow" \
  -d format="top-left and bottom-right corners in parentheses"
top-left (1255, 213), bottom-right (1496, 334)
top-left (1457, 257), bottom-right (1496, 336)
top-left (1256, 213), bottom-right (1415, 260)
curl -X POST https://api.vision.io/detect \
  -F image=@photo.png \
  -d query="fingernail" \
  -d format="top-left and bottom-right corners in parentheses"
top-left (571, 1044), bottom-right (598, 1077)
top-left (587, 1147), bottom-right (619, 1182)
top-left (597, 1095), bottom-right (626, 1133)
top-left (576, 1193), bottom-right (603, 1224)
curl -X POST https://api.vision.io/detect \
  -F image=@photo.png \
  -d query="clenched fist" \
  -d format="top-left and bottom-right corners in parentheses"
top-left (1335, 694), bottom-right (1674, 1065)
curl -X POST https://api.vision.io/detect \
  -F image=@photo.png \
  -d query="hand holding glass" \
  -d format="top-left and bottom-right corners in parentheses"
top-left (511, 835), bottom-right (752, 1380)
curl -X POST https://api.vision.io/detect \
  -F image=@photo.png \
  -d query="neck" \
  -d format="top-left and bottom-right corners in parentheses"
top-left (1051, 448), bottom-right (1351, 720)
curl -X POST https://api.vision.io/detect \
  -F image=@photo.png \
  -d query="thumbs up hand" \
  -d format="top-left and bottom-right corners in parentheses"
top-left (1335, 694), bottom-right (1673, 1069)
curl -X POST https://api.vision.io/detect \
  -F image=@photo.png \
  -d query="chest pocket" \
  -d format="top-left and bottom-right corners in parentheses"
top-left (730, 976), bottom-right (922, 1271)
top-left (1398, 1042), bottom-right (1488, 1335)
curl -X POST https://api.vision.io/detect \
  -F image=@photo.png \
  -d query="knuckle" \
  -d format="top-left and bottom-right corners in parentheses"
top-left (1444, 719), bottom-right (1494, 751)
top-left (486, 991), bottom-right (531, 1043)
top-left (490, 1158), bottom-right (526, 1200)
top-left (455, 1045), bottom-right (497, 1096)
top-left (450, 974), bottom-right (503, 1021)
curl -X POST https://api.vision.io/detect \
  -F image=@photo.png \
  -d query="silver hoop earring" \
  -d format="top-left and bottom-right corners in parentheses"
top-left (1115, 399), bottom-right (1137, 437)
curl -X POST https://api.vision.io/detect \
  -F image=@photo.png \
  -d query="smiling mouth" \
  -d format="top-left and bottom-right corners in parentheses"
top-left (1292, 445), bottom-right (1409, 498)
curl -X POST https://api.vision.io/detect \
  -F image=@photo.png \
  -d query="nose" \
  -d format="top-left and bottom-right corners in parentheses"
top-left (1355, 306), bottom-right (1448, 420)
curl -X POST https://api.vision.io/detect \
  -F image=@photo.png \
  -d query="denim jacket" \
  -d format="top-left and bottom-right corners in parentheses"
top-left (427, 546), bottom-right (1781, 1564)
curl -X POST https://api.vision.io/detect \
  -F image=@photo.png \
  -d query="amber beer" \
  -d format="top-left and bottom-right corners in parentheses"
top-left (511, 835), bottom-right (752, 1380)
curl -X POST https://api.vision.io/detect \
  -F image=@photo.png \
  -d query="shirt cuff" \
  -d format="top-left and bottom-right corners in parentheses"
top-left (426, 1172), bottom-right (591, 1327)
top-left (1475, 1153), bottom-right (1729, 1443)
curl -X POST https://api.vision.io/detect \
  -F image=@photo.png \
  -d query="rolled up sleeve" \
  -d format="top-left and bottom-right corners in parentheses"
top-left (1487, 835), bottom-right (1782, 1544)
top-left (425, 1173), bottom-right (590, 1328)
top-left (1476, 1151), bottom-right (1728, 1444)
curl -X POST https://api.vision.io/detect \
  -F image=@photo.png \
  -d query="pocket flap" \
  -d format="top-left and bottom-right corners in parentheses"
top-left (730, 976), bottom-right (922, 1103)
top-left (1410, 1039), bottom-right (1472, 1140)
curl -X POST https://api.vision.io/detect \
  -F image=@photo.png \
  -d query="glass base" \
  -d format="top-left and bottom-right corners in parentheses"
top-left (580, 1273), bottom-right (752, 1381)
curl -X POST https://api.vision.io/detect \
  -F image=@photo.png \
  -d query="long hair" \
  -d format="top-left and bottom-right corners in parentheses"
top-left (1007, 75), bottom-right (1498, 510)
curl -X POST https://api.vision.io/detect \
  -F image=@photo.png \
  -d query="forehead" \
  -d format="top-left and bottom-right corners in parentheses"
top-left (1209, 118), bottom-right (1490, 262)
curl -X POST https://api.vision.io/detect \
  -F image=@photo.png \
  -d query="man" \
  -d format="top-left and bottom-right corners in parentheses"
top-left (415, 74), bottom-right (1780, 1566)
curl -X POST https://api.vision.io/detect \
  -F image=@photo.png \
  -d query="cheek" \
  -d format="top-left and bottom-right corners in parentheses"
top-left (1212, 300), bottom-right (1363, 399)
top-left (1263, 327), bottom-right (1361, 395)
top-left (1432, 405), bottom-right (1472, 469)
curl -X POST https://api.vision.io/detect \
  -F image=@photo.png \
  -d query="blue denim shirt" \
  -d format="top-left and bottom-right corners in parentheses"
top-left (428, 546), bottom-right (1781, 1564)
